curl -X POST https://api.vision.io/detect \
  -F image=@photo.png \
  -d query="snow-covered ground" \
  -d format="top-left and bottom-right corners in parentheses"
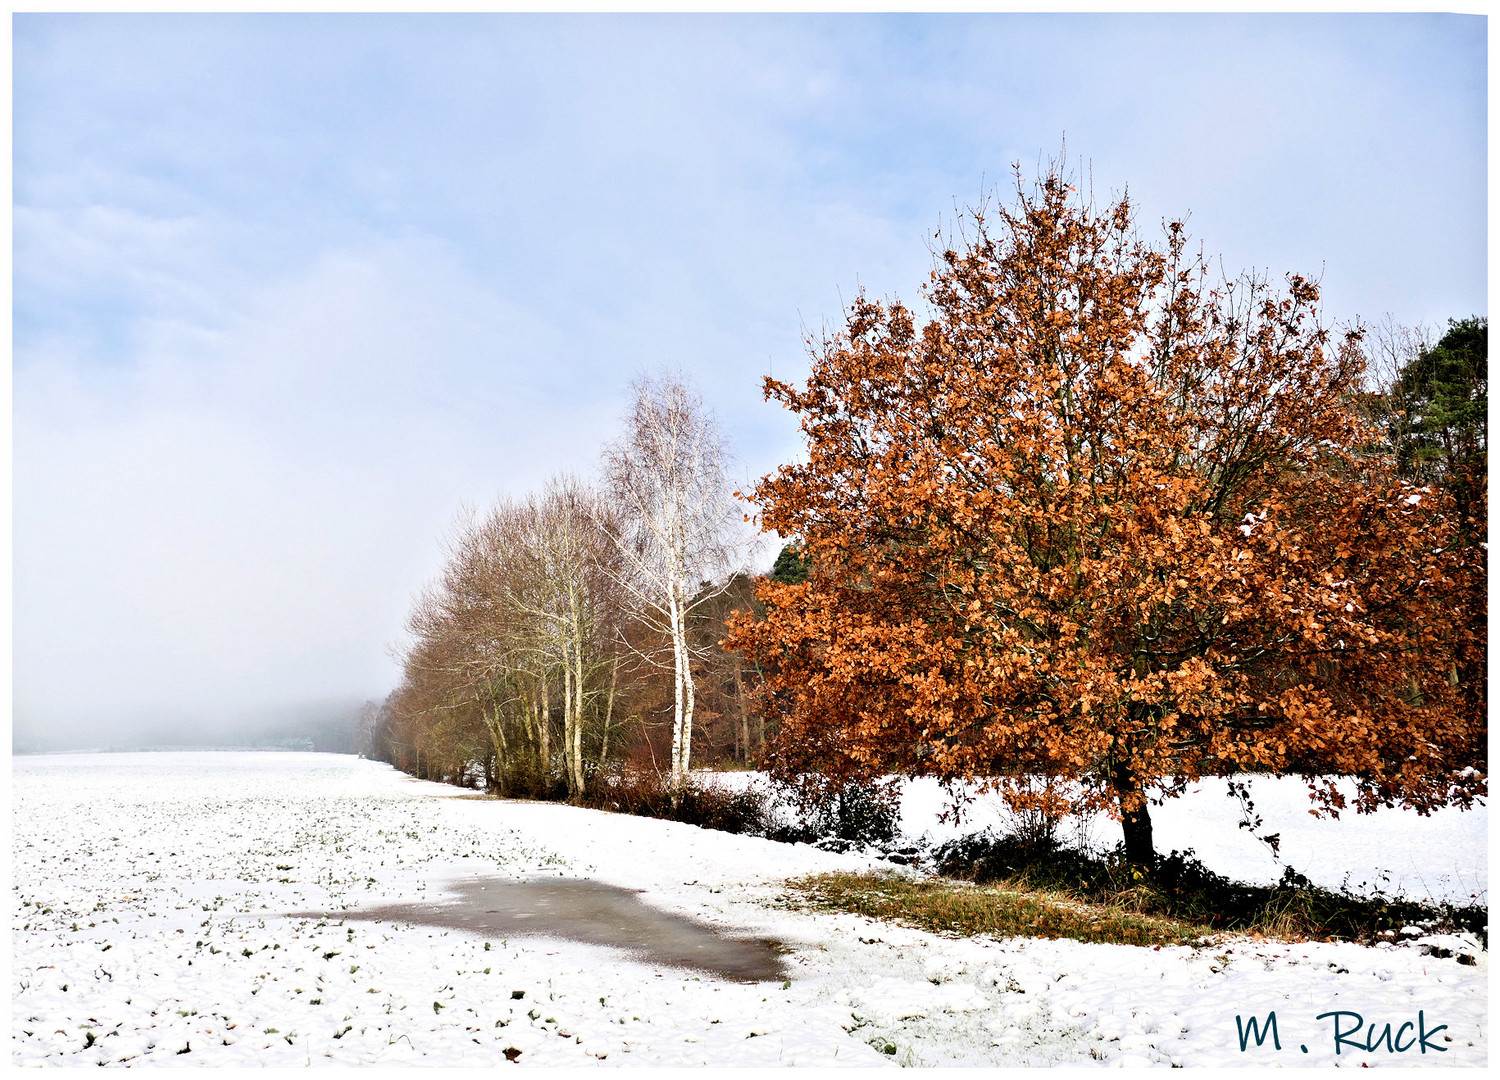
top-left (11, 752), bottom-right (1488, 1067)
top-left (895, 774), bottom-right (1488, 907)
top-left (712, 769), bottom-right (1486, 904)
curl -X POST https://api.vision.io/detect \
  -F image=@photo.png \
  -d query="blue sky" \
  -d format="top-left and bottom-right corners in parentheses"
top-left (12, 13), bottom-right (1486, 743)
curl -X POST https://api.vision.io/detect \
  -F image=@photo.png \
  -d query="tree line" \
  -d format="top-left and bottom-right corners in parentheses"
top-left (369, 374), bottom-right (782, 798)
top-left (370, 161), bottom-right (1485, 867)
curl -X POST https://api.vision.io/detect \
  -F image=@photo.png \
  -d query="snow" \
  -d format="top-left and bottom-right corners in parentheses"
top-left (896, 775), bottom-right (1487, 907)
top-left (11, 752), bottom-right (1488, 1067)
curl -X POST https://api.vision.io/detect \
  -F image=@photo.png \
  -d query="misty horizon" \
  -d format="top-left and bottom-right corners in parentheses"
top-left (11, 697), bottom-right (373, 755)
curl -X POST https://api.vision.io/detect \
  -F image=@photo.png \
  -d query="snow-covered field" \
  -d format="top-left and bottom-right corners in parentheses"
top-left (11, 752), bottom-right (1488, 1067)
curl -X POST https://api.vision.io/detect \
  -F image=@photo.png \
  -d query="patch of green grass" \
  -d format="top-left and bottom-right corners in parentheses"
top-left (788, 871), bottom-right (1211, 947)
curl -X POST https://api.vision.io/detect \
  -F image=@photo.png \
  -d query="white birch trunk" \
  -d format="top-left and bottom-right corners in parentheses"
top-left (668, 585), bottom-right (688, 786)
top-left (680, 605), bottom-right (695, 777)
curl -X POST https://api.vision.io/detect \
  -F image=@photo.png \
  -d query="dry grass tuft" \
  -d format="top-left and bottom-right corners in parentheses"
top-left (787, 871), bottom-right (1213, 947)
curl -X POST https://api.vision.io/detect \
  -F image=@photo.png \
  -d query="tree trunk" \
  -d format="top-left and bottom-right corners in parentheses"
top-left (598, 656), bottom-right (618, 768)
top-left (538, 669), bottom-right (551, 784)
top-left (669, 586), bottom-right (689, 788)
top-left (734, 650), bottom-right (751, 766)
top-left (561, 586), bottom-right (587, 798)
top-left (752, 657), bottom-right (766, 756)
top-left (1112, 764), bottom-right (1155, 868)
top-left (562, 643), bottom-right (578, 798)
top-left (681, 626), bottom-right (696, 778)
top-left (571, 629), bottom-right (586, 796)
top-left (484, 702), bottom-right (508, 797)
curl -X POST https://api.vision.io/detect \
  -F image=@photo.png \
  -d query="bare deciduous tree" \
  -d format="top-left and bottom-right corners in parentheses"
top-left (1357, 315), bottom-right (1433, 462)
top-left (398, 476), bottom-right (625, 799)
top-left (602, 372), bottom-right (744, 787)
top-left (509, 475), bottom-right (624, 797)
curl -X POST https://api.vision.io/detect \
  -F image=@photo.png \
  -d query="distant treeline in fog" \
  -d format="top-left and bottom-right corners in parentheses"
top-left (12, 700), bottom-right (370, 756)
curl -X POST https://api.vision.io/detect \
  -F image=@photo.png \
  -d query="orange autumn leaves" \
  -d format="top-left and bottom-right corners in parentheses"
top-left (728, 170), bottom-right (1484, 840)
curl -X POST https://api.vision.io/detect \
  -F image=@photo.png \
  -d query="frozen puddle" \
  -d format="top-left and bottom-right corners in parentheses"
top-left (295, 877), bottom-right (786, 983)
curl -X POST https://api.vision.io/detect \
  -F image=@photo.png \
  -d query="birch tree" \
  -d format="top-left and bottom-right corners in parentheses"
top-left (602, 372), bottom-right (742, 787)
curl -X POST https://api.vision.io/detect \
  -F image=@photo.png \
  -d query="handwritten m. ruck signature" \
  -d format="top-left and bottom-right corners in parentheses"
top-left (1237, 1010), bottom-right (1449, 1057)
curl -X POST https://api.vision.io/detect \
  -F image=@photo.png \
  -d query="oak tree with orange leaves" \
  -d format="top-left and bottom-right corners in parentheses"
top-left (729, 168), bottom-right (1485, 866)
